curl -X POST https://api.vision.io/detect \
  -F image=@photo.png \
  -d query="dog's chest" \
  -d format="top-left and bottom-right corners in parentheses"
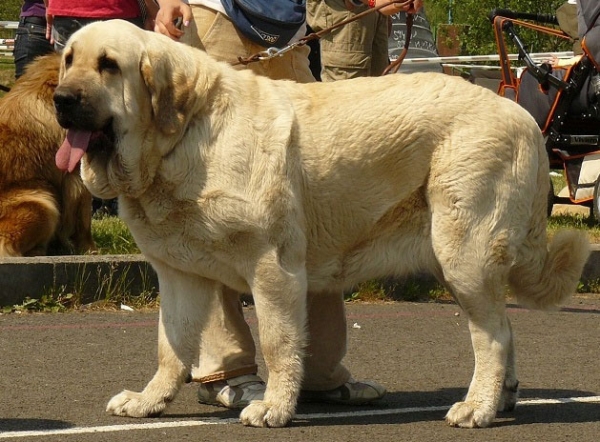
top-left (120, 192), bottom-right (265, 291)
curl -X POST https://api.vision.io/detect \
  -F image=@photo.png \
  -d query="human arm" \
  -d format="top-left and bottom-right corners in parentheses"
top-left (143, 0), bottom-right (160, 30)
top-left (43, 0), bottom-right (53, 43)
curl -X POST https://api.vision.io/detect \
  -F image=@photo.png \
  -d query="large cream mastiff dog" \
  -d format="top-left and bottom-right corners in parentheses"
top-left (53, 20), bottom-right (589, 428)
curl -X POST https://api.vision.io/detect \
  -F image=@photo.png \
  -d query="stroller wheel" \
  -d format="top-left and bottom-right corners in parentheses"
top-left (593, 177), bottom-right (600, 224)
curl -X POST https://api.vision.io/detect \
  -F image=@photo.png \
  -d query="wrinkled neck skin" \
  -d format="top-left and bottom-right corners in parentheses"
top-left (80, 124), bottom-right (167, 200)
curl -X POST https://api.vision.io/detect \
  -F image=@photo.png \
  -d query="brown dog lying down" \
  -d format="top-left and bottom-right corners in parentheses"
top-left (54, 20), bottom-right (589, 429)
top-left (0, 53), bottom-right (95, 256)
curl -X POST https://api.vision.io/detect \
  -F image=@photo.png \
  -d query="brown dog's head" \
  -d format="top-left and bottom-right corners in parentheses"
top-left (54, 19), bottom-right (216, 198)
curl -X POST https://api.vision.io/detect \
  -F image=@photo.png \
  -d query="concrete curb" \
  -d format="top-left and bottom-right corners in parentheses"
top-left (2, 245), bottom-right (600, 306)
top-left (0, 254), bottom-right (158, 306)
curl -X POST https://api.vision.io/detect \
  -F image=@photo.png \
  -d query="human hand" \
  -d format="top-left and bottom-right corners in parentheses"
top-left (546, 55), bottom-right (559, 66)
top-left (548, 55), bottom-right (581, 68)
top-left (154, 0), bottom-right (192, 40)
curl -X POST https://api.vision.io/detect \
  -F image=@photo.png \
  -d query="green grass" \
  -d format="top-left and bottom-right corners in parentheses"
top-left (92, 214), bottom-right (141, 255)
top-left (5, 272), bottom-right (158, 314)
top-left (346, 278), bottom-right (452, 303)
top-left (548, 170), bottom-right (600, 242)
top-left (548, 213), bottom-right (600, 242)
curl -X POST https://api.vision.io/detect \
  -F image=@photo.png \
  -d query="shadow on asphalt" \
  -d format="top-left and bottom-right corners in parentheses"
top-left (0, 418), bottom-right (73, 432)
top-left (559, 306), bottom-right (600, 314)
top-left (505, 303), bottom-right (600, 315)
top-left (495, 402), bottom-right (600, 426)
top-left (156, 387), bottom-right (599, 429)
top-left (1, 388), bottom-right (597, 434)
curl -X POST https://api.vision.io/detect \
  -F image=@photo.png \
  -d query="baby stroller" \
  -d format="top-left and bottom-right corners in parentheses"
top-left (490, 0), bottom-right (600, 220)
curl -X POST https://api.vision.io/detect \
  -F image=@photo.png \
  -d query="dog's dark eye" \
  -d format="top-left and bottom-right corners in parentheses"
top-left (98, 55), bottom-right (119, 73)
top-left (64, 52), bottom-right (73, 68)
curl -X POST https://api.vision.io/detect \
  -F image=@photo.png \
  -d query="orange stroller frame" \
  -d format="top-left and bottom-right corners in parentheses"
top-left (491, 4), bottom-right (600, 220)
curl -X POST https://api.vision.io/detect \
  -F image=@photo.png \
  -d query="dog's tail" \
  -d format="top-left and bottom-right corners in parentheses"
top-left (509, 230), bottom-right (590, 309)
top-left (508, 133), bottom-right (590, 309)
top-left (0, 188), bottom-right (60, 257)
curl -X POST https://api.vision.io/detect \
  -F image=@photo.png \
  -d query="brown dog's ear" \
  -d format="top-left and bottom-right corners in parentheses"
top-left (140, 50), bottom-right (192, 136)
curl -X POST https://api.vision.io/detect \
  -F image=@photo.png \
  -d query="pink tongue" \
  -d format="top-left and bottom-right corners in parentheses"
top-left (56, 130), bottom-right (92, 173)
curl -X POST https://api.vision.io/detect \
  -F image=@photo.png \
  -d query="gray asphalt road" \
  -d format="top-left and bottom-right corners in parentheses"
top-left (1, 298), bottom-right (599, 442)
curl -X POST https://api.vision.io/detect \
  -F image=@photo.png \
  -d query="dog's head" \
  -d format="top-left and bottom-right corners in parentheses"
top-left (54, 19), bottom-right (216, 198)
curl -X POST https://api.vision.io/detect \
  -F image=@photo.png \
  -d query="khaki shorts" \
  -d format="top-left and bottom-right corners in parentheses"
top-left (307, 0), bottom-right (389, 80)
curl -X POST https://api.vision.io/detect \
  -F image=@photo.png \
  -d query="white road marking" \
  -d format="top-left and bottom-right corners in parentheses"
top-left (1, 395), bottom-right (599, 439)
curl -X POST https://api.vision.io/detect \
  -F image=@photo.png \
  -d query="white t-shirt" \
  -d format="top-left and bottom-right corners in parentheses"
top-left (187, 0), bottom-right (227, 15)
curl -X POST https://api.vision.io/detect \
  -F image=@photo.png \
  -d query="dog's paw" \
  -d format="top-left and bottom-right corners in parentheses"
top-left (239, 400), bottom-right (293, 428)
top-left (445, 401), bottom-right (495, 428)
top-left (106, 390), bottom-right (166, 418)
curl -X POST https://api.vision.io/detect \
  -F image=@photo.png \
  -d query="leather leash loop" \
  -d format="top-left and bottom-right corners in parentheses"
top-left (382, 11), bottom-right (414, 75)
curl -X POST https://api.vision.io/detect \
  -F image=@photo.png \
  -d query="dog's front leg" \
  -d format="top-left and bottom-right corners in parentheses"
top-left (107, 263), bottom-right (214, 417)
top-left (239, 250), bottom-right (307, 428)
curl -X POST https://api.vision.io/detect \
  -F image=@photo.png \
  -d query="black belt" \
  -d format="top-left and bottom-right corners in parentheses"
top-left (22, 16), bottom-right (47, 27)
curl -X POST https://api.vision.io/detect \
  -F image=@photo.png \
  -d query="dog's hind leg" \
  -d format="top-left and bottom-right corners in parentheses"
top-left (239, 249), bottom-right (307, 428)
top-left (441, 265), bottom-right (513, 428)
top-left (447, 278), bottom-right (519, 417)
top-left (447, 304), bottom-right (511, 428)
top-left (106, 263), bottom-right (212, 417)
top-left (429, 206), bottom-right (514, 428)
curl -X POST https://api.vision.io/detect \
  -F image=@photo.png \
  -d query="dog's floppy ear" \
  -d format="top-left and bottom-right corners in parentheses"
top-left (140, 48), bottom-right (198, 136)
top-left (58, 46), bottom-right (71, 82)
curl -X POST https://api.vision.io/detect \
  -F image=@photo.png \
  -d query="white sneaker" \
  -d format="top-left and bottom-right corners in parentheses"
top-left (299, 378), bottom-right (386, 404)
top-left (197, 374), bottom-right (386, 408)
top-left (197, 374), bottom-right (265, 409)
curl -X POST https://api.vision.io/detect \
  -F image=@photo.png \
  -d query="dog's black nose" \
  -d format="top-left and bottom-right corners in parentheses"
top-left (54, 89), bottom-right (83, 128)
top-left (54, 89), bottom-right (81, 114)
